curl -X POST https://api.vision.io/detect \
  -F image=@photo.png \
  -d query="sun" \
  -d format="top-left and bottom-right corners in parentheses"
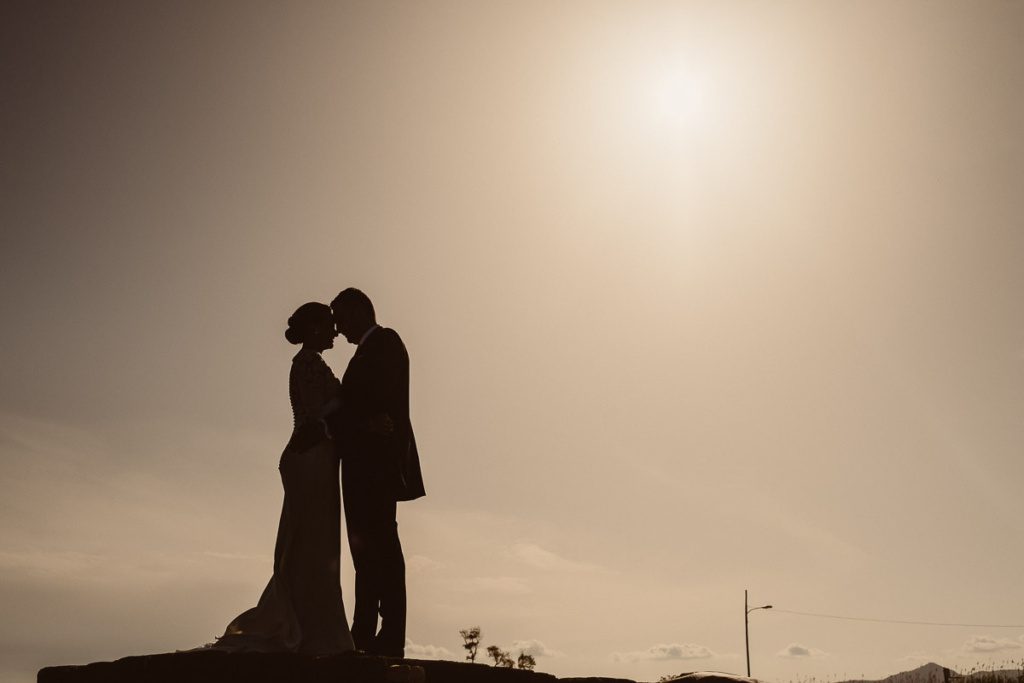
top-left (649, 70), bottom-right (713, 128)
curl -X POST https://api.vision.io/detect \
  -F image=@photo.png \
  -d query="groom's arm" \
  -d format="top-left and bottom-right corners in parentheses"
top-left (361, 331), bottom-right (408, 421)
top-left (324, 374), bottom-right (391, 448)
top-left (336, 347), bottom-right (402, 445)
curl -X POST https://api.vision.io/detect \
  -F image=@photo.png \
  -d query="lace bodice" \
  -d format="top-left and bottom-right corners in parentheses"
top-left (289, 348), bottom-right (341, 428)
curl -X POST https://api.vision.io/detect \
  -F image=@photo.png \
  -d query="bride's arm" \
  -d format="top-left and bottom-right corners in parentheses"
top-left (317, 396), bottom-right (340, 419)
top-left (317, 395), bottom-right (341, 439)
top-left (287, 354), bottom-right (335, 449)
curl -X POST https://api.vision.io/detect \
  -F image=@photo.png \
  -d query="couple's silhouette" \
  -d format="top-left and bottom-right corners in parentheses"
top-left (212, 288), bottom-right (424, 657)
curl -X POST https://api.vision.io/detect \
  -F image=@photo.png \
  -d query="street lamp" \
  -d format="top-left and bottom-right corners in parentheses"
top-left (745, 589), bottom-right (772, 678)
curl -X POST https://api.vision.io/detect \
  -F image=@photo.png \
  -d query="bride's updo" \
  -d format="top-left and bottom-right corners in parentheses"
top-left (285, 302), bottom-right (332, 345)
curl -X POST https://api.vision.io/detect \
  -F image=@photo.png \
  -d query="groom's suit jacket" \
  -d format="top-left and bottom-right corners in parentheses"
top-left (336, 326), bottom-right (425, 502)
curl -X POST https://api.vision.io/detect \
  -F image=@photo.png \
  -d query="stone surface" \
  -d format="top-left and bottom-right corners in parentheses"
top-left (36, 652), bottom-right (766, 683)
top-left (37, 652), bottom-right (562, 683)
top-left (664, 674), bottom-right (759, 683)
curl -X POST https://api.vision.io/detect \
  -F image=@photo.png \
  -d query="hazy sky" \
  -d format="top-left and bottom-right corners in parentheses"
top-left (2, 2), bottom-right (1023, 682)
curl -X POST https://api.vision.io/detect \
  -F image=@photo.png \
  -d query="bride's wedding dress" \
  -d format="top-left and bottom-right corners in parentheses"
top-left (213, 347), bottom-right (355, 654)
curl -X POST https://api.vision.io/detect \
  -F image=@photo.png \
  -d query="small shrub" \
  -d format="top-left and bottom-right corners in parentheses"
top-left (459, 627), bottom-right (481, 663)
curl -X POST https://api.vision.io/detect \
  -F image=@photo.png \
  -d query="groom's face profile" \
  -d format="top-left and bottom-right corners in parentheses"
top-left (332, 304), bottom-right (363, 345)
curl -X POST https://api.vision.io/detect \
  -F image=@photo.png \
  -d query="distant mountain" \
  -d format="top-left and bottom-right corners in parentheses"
top-left (886, 663), bottom-right (953, 683)
top-left (837, 662), bottom-right (948, 683)
top-left (838, 662), bottom-right (1022, 683)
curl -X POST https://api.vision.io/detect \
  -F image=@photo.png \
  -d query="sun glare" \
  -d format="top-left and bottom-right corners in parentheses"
top-left (615, 61), bottom-right (734, 157)
top-left (652, 73), bottom-right (708, 123)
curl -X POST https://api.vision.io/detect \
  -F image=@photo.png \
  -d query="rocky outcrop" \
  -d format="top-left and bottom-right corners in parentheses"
top-left (37, 652), bottom-right (558, 683)
top-left (662, 674), bottom-right (759, 683)
top-left (37, 652), bottom-right (761, 683)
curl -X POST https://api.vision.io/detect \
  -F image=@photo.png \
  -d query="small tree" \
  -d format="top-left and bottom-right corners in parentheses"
top-left (517, 653), bottom-right (537, 671)
top-left (487, 645), bottom-right (514, 668)
top-left (460, 627), bottom-right (481, 663)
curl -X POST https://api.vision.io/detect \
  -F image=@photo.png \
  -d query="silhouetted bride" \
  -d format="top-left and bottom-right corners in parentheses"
top-left (213, 302), bottom-right (355, 654)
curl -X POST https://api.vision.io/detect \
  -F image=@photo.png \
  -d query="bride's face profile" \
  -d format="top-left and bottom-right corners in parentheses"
top-left (305, 312), bottom-right (337, 352)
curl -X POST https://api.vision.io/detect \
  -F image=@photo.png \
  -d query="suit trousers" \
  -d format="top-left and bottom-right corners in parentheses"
top-left (342, 461), bottom-right (406, 657)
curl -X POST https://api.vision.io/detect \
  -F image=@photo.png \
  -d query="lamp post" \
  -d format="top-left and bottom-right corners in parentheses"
top-left (744, 589), bottom-right (772, 678)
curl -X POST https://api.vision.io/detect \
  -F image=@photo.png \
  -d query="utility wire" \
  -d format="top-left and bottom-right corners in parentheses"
top-left (771, 608), bottom-right (1024, 629)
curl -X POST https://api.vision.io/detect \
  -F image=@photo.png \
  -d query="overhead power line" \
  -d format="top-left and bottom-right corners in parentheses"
top-left (772, 608), bottom-right (1024, 629)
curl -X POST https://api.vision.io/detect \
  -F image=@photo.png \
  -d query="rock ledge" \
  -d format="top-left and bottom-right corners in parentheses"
top-left (38, 651), bottom-right (760, 683)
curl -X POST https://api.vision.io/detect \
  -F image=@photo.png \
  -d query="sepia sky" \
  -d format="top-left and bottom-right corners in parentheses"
top-left (2, 2), bottom-right (1023, 682)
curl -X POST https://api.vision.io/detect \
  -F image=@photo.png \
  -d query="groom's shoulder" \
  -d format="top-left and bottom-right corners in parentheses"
top-left (375, 326), bottom-right (403, 346)
top-left (362, 326), bottom-right (404, 354)
top-left (373, 327), bottom-right (410, 363)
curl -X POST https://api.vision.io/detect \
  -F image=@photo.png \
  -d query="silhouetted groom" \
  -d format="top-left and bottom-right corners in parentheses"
top-left (330, 288), bottom-right (425, 658)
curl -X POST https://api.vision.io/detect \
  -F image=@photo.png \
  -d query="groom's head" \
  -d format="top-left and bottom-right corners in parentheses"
top-left (331, 288), bottom-right (376, 345)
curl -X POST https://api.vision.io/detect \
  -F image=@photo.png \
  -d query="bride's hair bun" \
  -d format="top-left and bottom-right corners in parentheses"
top-left (284, 324), bottom-right (304, 345)
top-left (285, 302), bottom-right (332, 345)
